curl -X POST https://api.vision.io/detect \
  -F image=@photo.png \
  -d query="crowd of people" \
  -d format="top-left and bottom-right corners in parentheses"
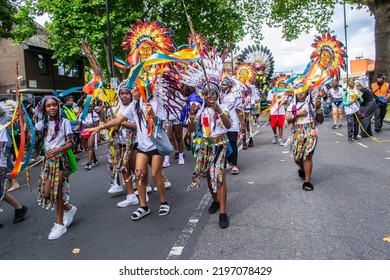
top-left (1, 20), bottom-right (389, 241)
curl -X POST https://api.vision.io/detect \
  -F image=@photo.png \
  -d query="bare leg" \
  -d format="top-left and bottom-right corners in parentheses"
top-left (3, 193), bottom-right (22, 209)
top-left (150, 154), bottom-right (166, 202)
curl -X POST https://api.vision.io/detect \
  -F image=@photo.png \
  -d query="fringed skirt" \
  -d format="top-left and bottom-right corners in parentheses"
top-left (188, 134), bottom-right (228, 193)
top-left (37, 152), bottom-right (70, 210)
top-left (290, 122), bottom-right (318, 162)
top-left (109, 130), bottom-right (136, 182)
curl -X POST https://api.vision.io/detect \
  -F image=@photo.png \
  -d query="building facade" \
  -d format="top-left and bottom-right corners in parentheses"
top-left (0, 23), bottom-right (85, 103)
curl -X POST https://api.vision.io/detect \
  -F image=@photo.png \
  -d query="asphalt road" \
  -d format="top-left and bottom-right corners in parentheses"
top-left (1, 117), bottom-right (390, 260)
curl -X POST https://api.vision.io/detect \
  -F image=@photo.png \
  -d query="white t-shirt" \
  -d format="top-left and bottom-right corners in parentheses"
top-left (221, 92), bottom-right (242, 132)
top-left (344, 89), bottom-right (361, 115)
top-left (122, 98), bottom-right (166, 152)
top-left (116, 103), bottom-right (134, 144)
top-left (80, 111), bottom-right (99, 128)
top-left (267, 91), bottom-right (286, 115)
top-left (167, 91), bottom-right (186, 121)
top-left (35, 119), bottom-right (73, 152)
top-left (286, 101), bottom-right (315, 125)
top-left (199, 105), bottom-right (229, 138)
top-left (330, 87), bottom-right (343, 100)
top-left (0, 129), bottom-right (8, 167)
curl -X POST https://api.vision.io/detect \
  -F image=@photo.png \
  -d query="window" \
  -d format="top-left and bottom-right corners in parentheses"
top-left (38, 54), bottom-right (47, 74)
top-left (58, 61), bottom-right (81, 78)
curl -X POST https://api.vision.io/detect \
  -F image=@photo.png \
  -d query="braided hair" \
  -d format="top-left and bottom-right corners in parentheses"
top-left (36, 95), bottom-right (63, 142)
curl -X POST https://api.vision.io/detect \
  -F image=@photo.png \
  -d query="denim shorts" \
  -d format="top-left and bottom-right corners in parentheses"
top-left (332, 99), bottom-right (344, 109)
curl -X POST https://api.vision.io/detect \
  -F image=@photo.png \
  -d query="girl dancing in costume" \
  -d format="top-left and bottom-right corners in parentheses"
top-left (34, 96), bottom-right (77, 239)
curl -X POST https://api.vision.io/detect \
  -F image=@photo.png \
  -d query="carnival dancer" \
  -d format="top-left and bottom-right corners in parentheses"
top-left (34, 96), bottom-right (77, 239)
top-left (220, 76), bottom-right (245, 174)
top-left (107, 82), bottom-right (139, 208)
top-left (181, 51), bottom-right (232, 228)
top-left (343, 78), bottom-right (362, 142)
top-left (286, 84), bottom-right (323, 191)
top-left (86, 81), bottom-right (170, 220)
top-left (0, 101), bottom-right (28, 228)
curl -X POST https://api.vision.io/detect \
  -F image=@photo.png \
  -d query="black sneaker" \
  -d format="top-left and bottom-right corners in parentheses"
top-left (374, 128), bottom-right (380, 133)
top-left (332, 124), bottom-right (338, 129)
top-left (174, 152), bottom-right (179, 160)
top-left (353, 136), bottom-right (360, 142)
top-left (348, 137), bottom-right (352, 143)
top-left (208, 201), bottom-right (220, 214)
top-left (339, 124), bottom-right (342, 129)
top-left (13, 205), bottom-right (28, 223)
top-left (219, 213), bottom-right (230, 228)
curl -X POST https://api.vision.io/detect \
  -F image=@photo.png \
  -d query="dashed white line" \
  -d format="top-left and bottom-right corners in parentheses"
top-left (332, 131), bottom-right (344, 137)
top-left (357, 142), bottom-right (369, 149)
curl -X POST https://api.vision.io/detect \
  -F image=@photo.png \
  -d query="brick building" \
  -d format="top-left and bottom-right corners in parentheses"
top-left (0, 23), bottom-right (85, 103)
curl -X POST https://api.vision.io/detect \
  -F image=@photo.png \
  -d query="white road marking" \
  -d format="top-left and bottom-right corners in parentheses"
top-left (357, 142), bottom-right (369, 149)
top-left (332, 131), bottom-right (344, 137)
top-left (167, 129), bottom-right (261, 259)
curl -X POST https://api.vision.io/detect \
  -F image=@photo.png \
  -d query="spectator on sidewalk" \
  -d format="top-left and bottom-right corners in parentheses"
top-left (343, 78), bottom-right (362, 142)
top-left (371, 73), bottom-right (390, 132)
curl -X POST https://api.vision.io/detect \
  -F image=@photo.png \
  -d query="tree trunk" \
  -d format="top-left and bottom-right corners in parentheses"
top-left (367, 0), bottom-right (390, 80)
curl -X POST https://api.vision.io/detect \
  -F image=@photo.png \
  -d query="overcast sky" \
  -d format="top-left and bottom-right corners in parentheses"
top-left (237, 4), bottom-right (375, 75)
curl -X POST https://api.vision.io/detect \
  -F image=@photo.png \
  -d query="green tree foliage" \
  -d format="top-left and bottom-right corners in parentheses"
top-left (11, 0), bottom-right (244, 80)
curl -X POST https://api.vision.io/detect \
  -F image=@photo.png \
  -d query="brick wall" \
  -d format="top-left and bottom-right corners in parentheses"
top-left (0, 39), bottom-right (26, 94)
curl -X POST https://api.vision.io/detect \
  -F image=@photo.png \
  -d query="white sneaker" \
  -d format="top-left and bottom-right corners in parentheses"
top-left (272, 135), bottom-right (278, 144)
top-left (178, 155), bottom-right (185, 165)
top-left (117, 194), bottom-right (139, 208)
top-left (108, 183), bottom-right (123, 194)
top-left (48, 223), bottom-right (67, 240)
top-left (163, 161), bottom-right (170, 168)
top-left (278, 139), bottom-right (284, 146)
top-left (63, 205), bottom-right (77, 227)
top-left (153, 180), bottom-right (172, 192)
top-left (134, 185), bottom-right (152, 195)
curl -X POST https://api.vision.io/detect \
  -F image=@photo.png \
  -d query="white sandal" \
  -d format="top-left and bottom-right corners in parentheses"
top-left (158, 204), bottom-right (170, 216)
top-left (131, 207), bottom-right (150, 220)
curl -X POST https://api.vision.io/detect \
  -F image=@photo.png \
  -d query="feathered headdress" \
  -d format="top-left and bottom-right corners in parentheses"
top-left (180, 49), bottom-right (224, 94)
top-left (237, 45), bottom-right (275, 81)
top-left (310, 33), bottom-right (347, 79)
top-left (234, 63), bottom-right (255, 85)
top-left (271, 74), bottom-right (291, 89)
top-left (121, 19), bottom-right (177, 65)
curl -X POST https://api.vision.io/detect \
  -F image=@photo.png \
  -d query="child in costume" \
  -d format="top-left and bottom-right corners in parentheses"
top-left (34, 95), bottom-right (77, 239)
top-left (181, 52), bottom-right (232, 228)
top-left (108, 82), bottom-right (139, 208)
top-left (286, 84), bottom-right (323, 191)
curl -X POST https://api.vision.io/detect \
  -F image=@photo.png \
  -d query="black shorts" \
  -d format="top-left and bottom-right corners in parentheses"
top-left (137, 148), bottom-right (161, 156)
